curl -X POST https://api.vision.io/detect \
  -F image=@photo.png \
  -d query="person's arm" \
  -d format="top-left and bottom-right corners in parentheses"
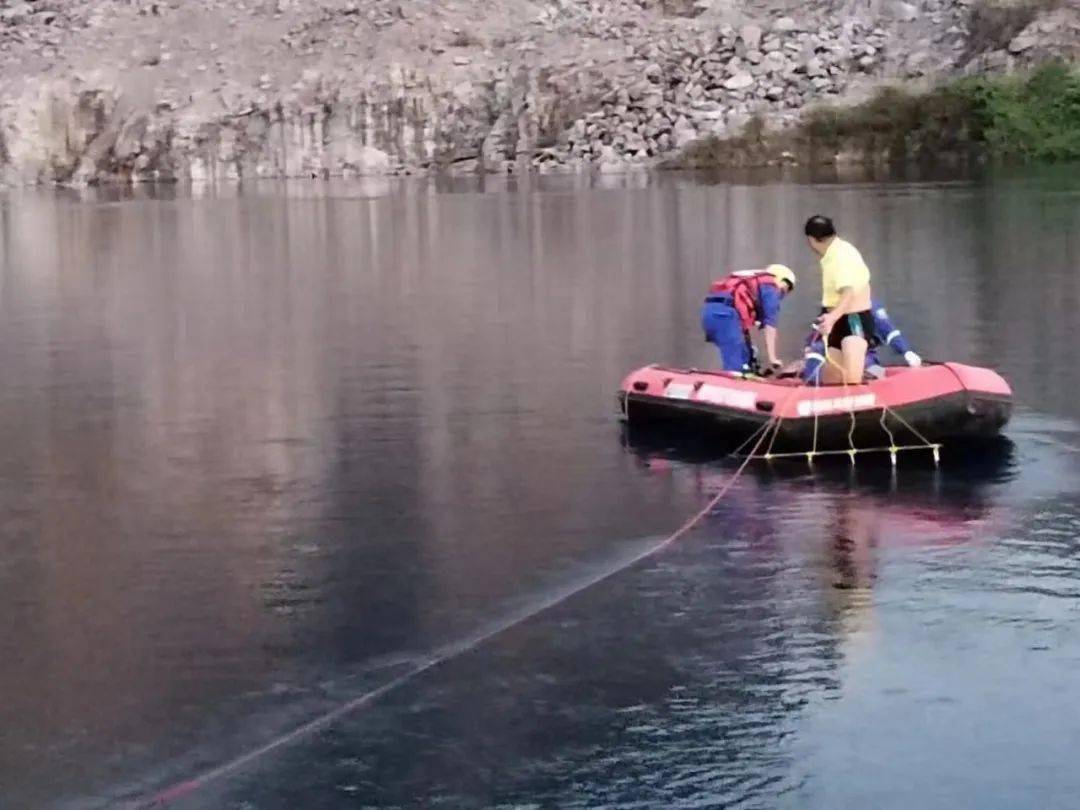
top-left (762, 326), bottom-right (779, 366)
top-left (759, 285), bottom-right (783, 367)
top-left (818, 286), bottom-right (856, 335)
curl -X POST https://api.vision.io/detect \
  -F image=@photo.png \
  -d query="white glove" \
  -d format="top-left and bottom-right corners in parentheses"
top-left (904, 350), bottom-right (922, 367)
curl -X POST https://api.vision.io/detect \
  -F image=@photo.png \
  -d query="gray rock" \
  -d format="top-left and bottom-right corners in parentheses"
top-left (740, 24), bottom-right (762, 51)
top-left (724, 70), bottom-right (754, 90)
top-left (0, 2), bottom-right (33, 24)
top-left (643, 89), bottom-right (665, 109)
top-left (726, 110), bottom-right (750, 134)
top-left (627, 80), bottom-right (649, 101)
top-left (774, 16), bottom-right (798, 33)
top-left (984, 50), bottom-right (1011, 71)
top-left (688, 100), bottom-right (724, 120)
top-left (763, 51), bottom-right (787, 73)
top-left (890, 1), bottom-right (919, 22)
top-left (905, 51), bottom-right (931, 74)
top-left (1008, 33), bottom-right (1037, 54)
top-left (650, 112), bottom-right (672, 132)
top-left (673, 120), bottom-right (699, 148)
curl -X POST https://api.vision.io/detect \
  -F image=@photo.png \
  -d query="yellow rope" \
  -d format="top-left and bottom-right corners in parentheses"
top-left (820, 330), bottom-right (860, 464)
top-left (880, 401), bottom-right (936, 448)
top-left (735, 384), bottom-right (807, 462)
top-left (762, 404), bottom-right (787, 460)
top-left (728, 412), bottom-right (781, 459)
top-left (878, 406), bottom-right (899, 466)
top-left (740, 444), bottom-right (941, 461)
top-left (742, 325), bottom-right (939, 464)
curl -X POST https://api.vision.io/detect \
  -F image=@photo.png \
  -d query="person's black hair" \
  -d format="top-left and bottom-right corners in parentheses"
top-left (804, 215), bottom-right (836, 240)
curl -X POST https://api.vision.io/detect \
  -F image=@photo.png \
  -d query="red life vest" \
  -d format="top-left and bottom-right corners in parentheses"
top-left (707, 270), bottom-right (780, 331)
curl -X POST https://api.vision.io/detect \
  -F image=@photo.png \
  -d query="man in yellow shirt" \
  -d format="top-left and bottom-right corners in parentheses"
top-left (805, 215), bottom-right (874, 384)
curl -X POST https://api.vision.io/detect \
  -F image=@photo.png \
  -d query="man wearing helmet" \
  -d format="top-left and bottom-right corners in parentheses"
top-left (701, 264), bottom-right (797, 374)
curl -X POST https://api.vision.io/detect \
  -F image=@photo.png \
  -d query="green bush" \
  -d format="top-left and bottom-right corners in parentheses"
top-left (961, 62), bottom-right (1080, 160)
top-left (801, 83), bottom-right (978, 157)
top-left (800, 62), bottom-right (1080, 162)
top-left (665, 62), bottom-right (1080, 168)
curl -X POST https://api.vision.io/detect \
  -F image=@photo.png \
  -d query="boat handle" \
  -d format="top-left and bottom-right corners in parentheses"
top-left (756, 400), bottom-right (775, 413)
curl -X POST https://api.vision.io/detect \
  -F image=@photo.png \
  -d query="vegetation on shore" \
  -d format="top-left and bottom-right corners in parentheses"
top-left (963, 61), bottom-right (1080, 160)
top-left (672, 61), bottom-right (1080, 169)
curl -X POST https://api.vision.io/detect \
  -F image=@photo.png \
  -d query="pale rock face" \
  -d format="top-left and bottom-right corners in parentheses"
top-left (0, 0), bottom-right (1072, 183)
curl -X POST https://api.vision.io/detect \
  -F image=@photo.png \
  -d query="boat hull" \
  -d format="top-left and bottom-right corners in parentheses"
top-left (618, 363), bottom-right (1012, 453)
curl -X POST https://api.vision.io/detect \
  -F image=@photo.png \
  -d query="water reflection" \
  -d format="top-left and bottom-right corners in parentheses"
top-left (183, 428), bottom-right (1029, 809)
top-left (3, 171), bottom-right (1080, 806)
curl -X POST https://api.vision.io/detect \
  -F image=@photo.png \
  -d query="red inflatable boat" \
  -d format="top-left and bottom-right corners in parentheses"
top-left (618, 363), bottom-right (1012, 452)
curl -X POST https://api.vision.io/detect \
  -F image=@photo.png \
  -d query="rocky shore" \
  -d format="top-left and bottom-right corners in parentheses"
top-left (0, 0), bottom-right (1077, 185)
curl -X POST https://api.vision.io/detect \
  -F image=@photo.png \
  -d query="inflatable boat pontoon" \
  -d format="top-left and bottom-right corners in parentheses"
top-left (618, 363), bottom-right (1012, 454)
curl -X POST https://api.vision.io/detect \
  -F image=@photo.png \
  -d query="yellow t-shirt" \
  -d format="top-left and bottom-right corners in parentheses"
top-left (820, 237), bottom-right (871, 309)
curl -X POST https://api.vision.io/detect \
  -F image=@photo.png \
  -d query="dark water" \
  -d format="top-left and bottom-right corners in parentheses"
top-left (2, 169), bottom-right (1080, 809)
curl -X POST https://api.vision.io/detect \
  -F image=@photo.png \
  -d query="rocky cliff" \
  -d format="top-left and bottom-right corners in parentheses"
top-left (0, 0), bottom-right (1077, 185)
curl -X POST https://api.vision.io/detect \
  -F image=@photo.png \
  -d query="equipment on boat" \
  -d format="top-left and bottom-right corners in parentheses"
top-left (617, 363), bottom-right (1012, 460)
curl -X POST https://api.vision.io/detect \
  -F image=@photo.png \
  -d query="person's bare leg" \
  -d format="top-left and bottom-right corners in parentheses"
top-left (840, 335), bottom-right (868, 383)
top-left (823, 347), bottom-right (845, 384)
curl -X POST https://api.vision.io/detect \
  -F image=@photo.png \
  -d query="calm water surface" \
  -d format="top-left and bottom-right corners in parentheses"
top-left (2, 170), bottom-right (1080, 809)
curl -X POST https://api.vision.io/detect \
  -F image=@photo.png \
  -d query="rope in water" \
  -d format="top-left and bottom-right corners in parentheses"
top-left (128, 390), bottom-right (803, 808)
top-left (130, 341), bottom-right (941, 806)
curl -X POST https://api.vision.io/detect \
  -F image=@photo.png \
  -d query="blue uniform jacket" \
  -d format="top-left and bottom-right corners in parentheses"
top-left (756, 284), bottom-right (783, 329)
